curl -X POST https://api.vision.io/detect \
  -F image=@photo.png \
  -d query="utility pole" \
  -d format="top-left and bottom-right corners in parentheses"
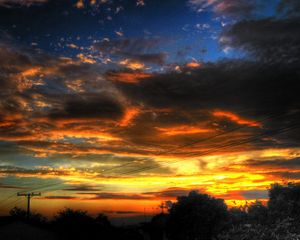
top-left (159, 202), bottom-right (168, 214)
top-left (17, 192), bottom-right (41, 219)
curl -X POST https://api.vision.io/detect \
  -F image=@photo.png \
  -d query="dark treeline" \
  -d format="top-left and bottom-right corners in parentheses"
top-left (3, 182), bottom-right (300, 240)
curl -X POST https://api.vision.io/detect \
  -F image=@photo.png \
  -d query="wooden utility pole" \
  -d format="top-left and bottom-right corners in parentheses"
top-left (17, 192), bottom-right (41, 218)
top-left (159, 202), bottom-right (168, 214)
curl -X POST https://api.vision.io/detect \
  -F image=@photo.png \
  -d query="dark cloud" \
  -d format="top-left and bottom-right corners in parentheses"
top-left (89, 189), bottom-right (198, 201)
top-left (0, 183), bottom-right (26, 189)
top-left (116, 61), bottom-right (300, 113)
top-left (93, 38), bottom-right (164, 55)
top-left (266, 171), bottom-right (300, 179)
top-left (111, 211), bottom-right (141, 215)
top-left (93, 38), bottom-right (167, 65)
top-left (215, 189), bottom-right (268, 200)
top-left (0, 165), bottom-right (71, 176)
top-left (278, 0), bottom-right (300, 17)
top-left (111, 57), bottom-right (300, 151)
top-left (0, 142), bottom-right (22, 155)
top-left (221, 18), bottom-right (300, 63)
top-left (63, 185), bottom-right (102, 192)
top-left (89, 192), bottom-right (153, 200)
top-left (123, 53), bottom-right (167, 65)
top-left (245, 157), bottom-right (300, 169)
top-left (0, 43), bottom-right (31, 68)
top-left (102, 210), bottom-right (142, 215)
top-left (0, 0), bottom-right (47, 8)
top-left (49, 95), bottom-right (124, 121)
top-left (143, 187), bottom-right (192, 198)
top-left (42, 195), bottom-right (77, 200)
top-left (241, 189), bottom-right (268, 199)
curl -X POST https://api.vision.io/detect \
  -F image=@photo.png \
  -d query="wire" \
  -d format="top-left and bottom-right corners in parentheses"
top-left (119, 122), bottom-right (300, 176)
top-left (99, 111), bottom-right (298, 174)
top-left (2, 111), bottom-right (298, 200)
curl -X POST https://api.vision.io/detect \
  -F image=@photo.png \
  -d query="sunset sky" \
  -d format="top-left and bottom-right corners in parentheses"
top-left (0, 0), bottom-right (300, 221)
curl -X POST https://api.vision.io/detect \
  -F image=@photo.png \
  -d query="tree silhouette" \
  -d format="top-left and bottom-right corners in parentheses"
top-left (144, 213), bottom-right (169, 240)
top-left (166, 191), bottom-right (228, 240)
top-left (227, 206), bottom-right (248, 226)
top-left (52, 208), bottom-right (100, 240)
top-left (9, 207), bottom-right (46, 224)
top-left (268, 183), bottom-right (300, 220)
top-left (95, 213), bottom-right (111, 228)
top-left (218, 183), bottom-right (300, 239)
top-left (247, 200), bottom-right (268, 224)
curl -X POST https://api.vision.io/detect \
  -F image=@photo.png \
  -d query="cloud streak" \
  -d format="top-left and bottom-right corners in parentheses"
top-left (0, 0), bottom-right (47, 7)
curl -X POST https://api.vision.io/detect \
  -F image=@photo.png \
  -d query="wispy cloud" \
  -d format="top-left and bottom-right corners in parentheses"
top-left (188, 0), bottom-right (259, 17)
top-left (0, 0), bottom-right (47, 7)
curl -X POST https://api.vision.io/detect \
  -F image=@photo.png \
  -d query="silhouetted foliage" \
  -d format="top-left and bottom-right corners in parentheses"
top-left (217, 218), bottom-right (300, 240)
top-left (247, 200), bottom-right (268, 224)
top-left (227, 207), bottom-right (248, 226)
top-left (166, 191), bottom-right (228, 240)
top-left (52, 208), bottom-right (108, 240)
top-left (144, 213), bottom-right (169, 240)
top-left (218, 183), bottom-right (300, 240)
top-left (9, 207), bottom-right (28, 219)
top-left (268, 182), bottom-right (300, 220)
top-left (9, 207), bottom-right (47, 224)
top-left (121, 228), bottom-right (144, 240)
top-left (95, 213), bottom-right (111, 228)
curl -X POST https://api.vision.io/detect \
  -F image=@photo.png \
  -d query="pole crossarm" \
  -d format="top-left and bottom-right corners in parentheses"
top-left (17, 192), bottom-right (41, 197)
top-left (17, 192), bottom-right (41, 218)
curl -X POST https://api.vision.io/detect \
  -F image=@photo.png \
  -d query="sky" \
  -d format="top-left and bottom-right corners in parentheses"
top-left (0, 0), bottom-right (300, 221)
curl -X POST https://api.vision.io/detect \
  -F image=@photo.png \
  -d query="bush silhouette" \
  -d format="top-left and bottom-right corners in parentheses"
top-left (268, 183), bottom-right (300, 220)
top-left (247, 200), bottom-right (268, 224)
top-left (9, 207), bottom-right (47, 225)
top-left (166, 191), bottom-right (228, 240)
top-left (52, 208), bottom-right (103, 240)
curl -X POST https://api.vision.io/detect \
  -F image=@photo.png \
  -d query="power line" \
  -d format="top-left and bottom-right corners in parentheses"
top-left (118, 121), bottom-right (300, 176)
top-left (2, 111), bottom-right (298, 202)
top-left (17, 112), bottom-right (300, 195)
top-left (99, 111), bottom-right (298, 175)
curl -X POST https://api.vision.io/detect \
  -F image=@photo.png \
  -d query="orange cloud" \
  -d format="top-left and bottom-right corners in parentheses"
top-left (119, 59), bottom-right (146, 70)
top-left (65, 79), bottom-right (85, 92)
top-left (15, 67), bottom-right (43, 91)
top-left (157, 125), bottom-right (213, 136)
top-left (106, 72), bottom-right (152, 84)
top-left (76, 53), bottom-right (96, 64)
top-left (119, 107), bottom-right (140, 127)
top-left (20, 67), bottom-right (41, 77)
top-left (75, 0), bottom-right (84, 8)
top-left (213, 110), bottom-right (261, 127)
top-left (186, 61), bottom-right (202, 69)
